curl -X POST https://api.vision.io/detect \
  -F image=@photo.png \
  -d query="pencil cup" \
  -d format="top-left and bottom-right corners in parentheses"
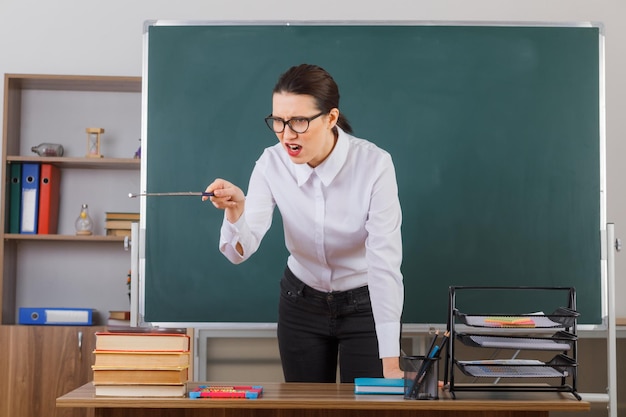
top-left (403, 355), bottom-right (439, 400)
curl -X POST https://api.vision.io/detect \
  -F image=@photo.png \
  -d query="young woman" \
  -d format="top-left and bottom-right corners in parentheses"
top-left (204, 64), bottom-right (404, 382)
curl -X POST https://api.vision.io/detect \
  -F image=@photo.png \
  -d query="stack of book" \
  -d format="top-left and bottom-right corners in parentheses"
top-left (106, 310), bottom-right (131, 327)
top-left (105, 212), bottom-right (140, 237)
top-left (92, 330), bottom-right (190, 397)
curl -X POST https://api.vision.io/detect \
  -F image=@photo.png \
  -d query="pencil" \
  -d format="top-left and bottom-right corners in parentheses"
top-left (426, 330), bottom-right (439, 358)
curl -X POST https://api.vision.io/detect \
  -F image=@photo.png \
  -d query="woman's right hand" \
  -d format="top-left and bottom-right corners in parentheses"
top-left (203, 178), bottom-right (246, 224)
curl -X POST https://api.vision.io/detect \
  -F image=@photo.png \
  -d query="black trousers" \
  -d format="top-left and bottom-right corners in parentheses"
top-left (277, 267), bottom-right (383, 383)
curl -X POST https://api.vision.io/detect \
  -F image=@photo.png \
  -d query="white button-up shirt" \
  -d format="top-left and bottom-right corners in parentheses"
top-left (219, 127), bottom-right (404, 358)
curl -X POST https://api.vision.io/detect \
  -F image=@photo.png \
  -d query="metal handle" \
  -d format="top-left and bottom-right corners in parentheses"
top-left (78, 330), bottom-right (83, 360)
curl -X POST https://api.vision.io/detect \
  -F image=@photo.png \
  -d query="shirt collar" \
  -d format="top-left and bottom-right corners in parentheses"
top-left (294, 127), bottom-right (349, 187)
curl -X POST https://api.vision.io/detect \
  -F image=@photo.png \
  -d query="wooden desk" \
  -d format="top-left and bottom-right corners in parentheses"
top-left (57, 382), bottom-right (590, 417)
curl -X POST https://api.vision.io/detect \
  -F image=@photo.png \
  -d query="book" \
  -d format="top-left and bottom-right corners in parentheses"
top-left (95, 332), bottom-right (190, 352)
top-left (105, 211), bottom-right (140, 221)
top-left (93, 351), bottom-right (190, 368)
top-left (106, 228), bottom-right (132, 237)
top-left (353, 378), bottom-right (405, 394)
top-left (109, 310), bottom-right (131, 320)
top-left (106, 318), bottom-right (131, 327)
top-left (189, 385), bottom-right (263, 399)
top-left (106, 309), bottom-right (130, 327)
top-left (92, 366), bottom-right (189, 384)
top-left (94, 384), bottom-right (186, 397)
top-left (105, 220), bottom-right (134, 229)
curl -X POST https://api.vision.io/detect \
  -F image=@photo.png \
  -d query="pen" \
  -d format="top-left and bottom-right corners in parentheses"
top-left (128, 191), bottom-right (215, 198)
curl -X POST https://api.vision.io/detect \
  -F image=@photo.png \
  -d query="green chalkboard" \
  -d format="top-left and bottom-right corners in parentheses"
top-left (143, 23), bottom-right (602, 325)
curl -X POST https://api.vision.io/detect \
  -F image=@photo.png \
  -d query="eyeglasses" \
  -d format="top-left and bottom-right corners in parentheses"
top-left (264, 111), bottom-right (325, 134)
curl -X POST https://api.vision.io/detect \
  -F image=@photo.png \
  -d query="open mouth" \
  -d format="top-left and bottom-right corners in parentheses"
top-left (285, 143), bottom-right (302, 156)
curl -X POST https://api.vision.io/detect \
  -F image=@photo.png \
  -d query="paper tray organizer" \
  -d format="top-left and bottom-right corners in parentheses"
top-left (445, 286), bottom-right (581, 400)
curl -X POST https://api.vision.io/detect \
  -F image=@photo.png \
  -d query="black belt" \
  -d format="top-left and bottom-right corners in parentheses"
top-left (283, 267), bottom-right (369, 301)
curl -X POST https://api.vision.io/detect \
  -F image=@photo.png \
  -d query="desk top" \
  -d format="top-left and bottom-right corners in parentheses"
top-left (57, 382), bottom-right (590, 412)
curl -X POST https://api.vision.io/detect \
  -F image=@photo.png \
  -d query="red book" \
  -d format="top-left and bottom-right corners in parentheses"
top-left (37, 164), bottom-right (61, 234)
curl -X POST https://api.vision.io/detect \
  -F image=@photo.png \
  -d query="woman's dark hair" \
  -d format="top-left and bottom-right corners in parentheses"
top-left (273, 64), bottom-right (353, 134)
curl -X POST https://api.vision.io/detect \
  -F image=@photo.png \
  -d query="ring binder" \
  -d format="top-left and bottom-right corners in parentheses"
top-left (18, 307), bottom-right (93, 325)
top-left (20, 163), bottom-right (40, 234)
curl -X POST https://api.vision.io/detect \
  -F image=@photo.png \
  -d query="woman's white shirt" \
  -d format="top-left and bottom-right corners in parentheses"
top-left (219, 128), bottom-right (403, 358)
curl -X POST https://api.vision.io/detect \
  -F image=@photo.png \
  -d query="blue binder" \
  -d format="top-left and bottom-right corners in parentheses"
top-left (18, 307), bottom-right (93, 325)
top-left (20, 163), bottom-right (40, 234)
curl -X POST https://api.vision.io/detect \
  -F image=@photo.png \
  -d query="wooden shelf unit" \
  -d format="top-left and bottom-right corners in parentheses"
top-left (0, 73), bottom-right (141, 417)
top-left (1, 73), bottom-right (142, 325)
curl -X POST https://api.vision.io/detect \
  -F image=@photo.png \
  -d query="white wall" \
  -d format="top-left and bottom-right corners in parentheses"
top-left (1, 0), bottom-right (625, 318)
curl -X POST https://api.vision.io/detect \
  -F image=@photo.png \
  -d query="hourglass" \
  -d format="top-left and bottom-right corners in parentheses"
top-left (86, 127), bottom-right (104, 158)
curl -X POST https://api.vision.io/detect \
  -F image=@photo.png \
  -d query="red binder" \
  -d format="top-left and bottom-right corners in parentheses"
top-left (38, 164), bottom-right (61, 234)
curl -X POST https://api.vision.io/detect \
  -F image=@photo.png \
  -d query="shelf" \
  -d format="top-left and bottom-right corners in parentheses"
top-left (0, 73), bottom-right (142, 327)
top-left (455, 307), bottom-right (579, 329)
top-left (456, 331), bottom-right (576, 351)
top-left (6, 73), bottom-right (141, 93)
top-left (456, 355), bottom-right (577, 379)
top-left (7, 156), bottom-right (140, 170)
top-left (3, 233), bottom-right (127, 242)
top-left (0, 74), bottom-right (141, 417)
